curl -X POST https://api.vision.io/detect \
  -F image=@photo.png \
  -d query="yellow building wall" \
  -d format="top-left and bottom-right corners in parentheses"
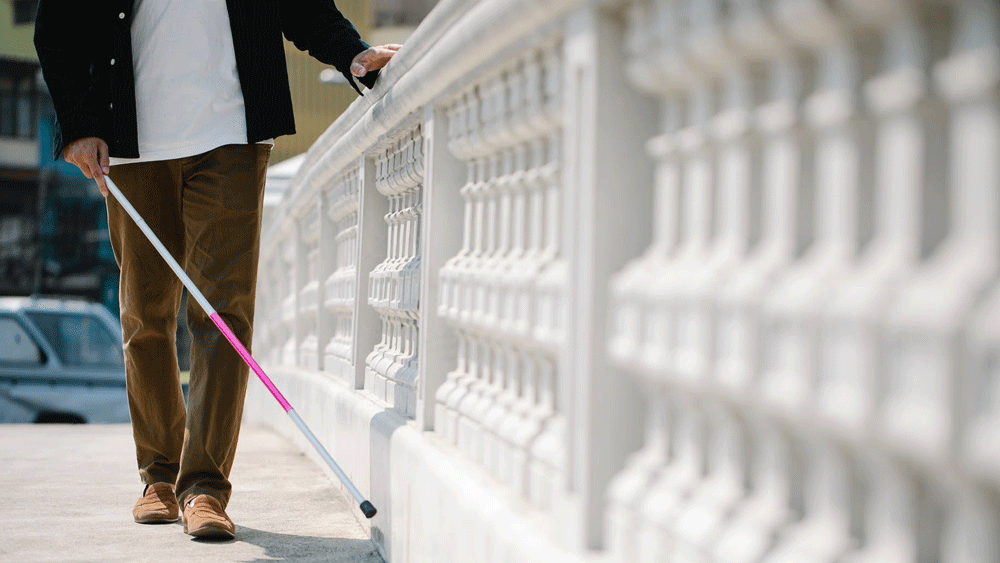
top-left (0, 1), bottom-right (40, 61)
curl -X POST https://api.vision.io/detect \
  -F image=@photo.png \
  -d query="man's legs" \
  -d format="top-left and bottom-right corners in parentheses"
top-left (173, 144), bottom-right (270, 510)
top-left (106, 160), bottom-right (188, 488)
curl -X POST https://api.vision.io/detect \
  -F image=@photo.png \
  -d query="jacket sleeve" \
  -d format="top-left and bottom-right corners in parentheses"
top-left (33, 0), bottom-right (103, 159)
top-left (280, 0), bottom-right (380, 95)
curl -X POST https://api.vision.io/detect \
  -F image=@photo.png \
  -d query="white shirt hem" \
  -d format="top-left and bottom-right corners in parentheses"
top-left (109, 138), bottom-right (274, 167)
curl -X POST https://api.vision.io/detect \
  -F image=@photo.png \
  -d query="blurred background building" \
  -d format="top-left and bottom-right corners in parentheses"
top-left (2, 0), bottom-right (114, 310)
top-left (1, 0), bottom-right (44, 298)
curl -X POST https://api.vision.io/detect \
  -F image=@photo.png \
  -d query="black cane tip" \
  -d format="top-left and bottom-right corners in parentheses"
top-left (360, 500), bottom-right (377, 518)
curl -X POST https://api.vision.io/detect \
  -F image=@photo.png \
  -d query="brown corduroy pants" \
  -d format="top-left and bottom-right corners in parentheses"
top-left (106, 144), bottom-right (270, 509)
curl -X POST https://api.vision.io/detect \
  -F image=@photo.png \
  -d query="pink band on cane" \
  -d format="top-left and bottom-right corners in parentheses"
top-left (210, 313), bottom-right (293, 413)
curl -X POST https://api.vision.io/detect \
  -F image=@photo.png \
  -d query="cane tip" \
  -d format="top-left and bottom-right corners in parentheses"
top-left (360, 500), bottom-right (377, 518)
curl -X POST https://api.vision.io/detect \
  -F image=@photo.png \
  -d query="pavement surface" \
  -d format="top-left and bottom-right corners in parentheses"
top-left (0, 424), bottom-right (383, 563)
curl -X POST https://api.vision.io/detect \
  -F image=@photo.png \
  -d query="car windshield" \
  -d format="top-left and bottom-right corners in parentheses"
top-left (25, 312), bottom-right (124, 368)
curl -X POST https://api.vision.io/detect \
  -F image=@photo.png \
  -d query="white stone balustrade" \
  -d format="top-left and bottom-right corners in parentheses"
top-left (366, 121), bottom-right (424, 417)
top-left (248, 0), bottom-right (1000, 561)
top-left (605, 1), bottom-right (1000, 563)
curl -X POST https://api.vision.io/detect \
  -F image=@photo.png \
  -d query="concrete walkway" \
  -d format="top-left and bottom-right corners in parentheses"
top-left (0, 424), bottom-right (383, 563)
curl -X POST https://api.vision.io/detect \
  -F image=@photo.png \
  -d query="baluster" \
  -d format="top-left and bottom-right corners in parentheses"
top-left (528, 137), bottom-right (567, 511)
top-left (635, 39), bottom-right (722, 556)
top-left (897, 3), bottom-right (999, 562)
top-left (810, 8), bottom-right (925, 561)
top-left (458, 336), bottom-right (487, 460)
top-left (492, 344), bottom-right (521, 485)
top-left (481, 340), bottom-right (507, 476)
top-left (281, 228), bottom-right (297, 366)
top-left (298, 198), bottom-right (321, 371)
top-left (606, 87), bottom-right (684, 561)
top-left (671, 1), bottom-right (766, 557)
top-left (748, 1), bottom-right (877, 561)
top-left (637, 397), bottom-right (706, 563)
top-left (711, 33), bottom-right (814, 562)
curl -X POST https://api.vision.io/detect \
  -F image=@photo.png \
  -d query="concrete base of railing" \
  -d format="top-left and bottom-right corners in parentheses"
top-left (243, 366), bottom-right (591, 563)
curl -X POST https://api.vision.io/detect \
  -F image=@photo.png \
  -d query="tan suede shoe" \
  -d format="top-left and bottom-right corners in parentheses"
top-left (133, 483), bottom-right (179, 523)
top-left (182, 495), bottom-right (236, 540)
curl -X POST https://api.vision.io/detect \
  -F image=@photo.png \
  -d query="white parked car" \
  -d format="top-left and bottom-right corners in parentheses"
top-left (0, 296), bottom-right (129, 423)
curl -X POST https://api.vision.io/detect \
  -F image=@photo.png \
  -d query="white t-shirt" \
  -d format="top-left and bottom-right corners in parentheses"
top-left (109, 0), bottom-right (271, 166)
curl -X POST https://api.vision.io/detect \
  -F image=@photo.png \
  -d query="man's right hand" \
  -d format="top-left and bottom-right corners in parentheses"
top-left (64, 137), bottom-right (110, 197)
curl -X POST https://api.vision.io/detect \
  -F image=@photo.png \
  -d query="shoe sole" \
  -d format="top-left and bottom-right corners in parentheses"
top-left (134, 513), bottom-right (180, 524)
top-left (184, 522), bottom-right (235, 540)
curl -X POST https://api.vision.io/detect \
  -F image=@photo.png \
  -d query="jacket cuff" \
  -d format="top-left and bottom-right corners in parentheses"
top-left (52, 114), bottom-right (102, 161)
top-left (342, 68), bottom-right (381, 95)
top-left (334, 38), bottom-right (379, 95)
top-left (359, 69), bottom-right (380, 90)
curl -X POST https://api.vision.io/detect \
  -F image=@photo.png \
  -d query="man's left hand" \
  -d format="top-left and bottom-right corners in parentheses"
top-left (351, 44), bottom-right (402, 78)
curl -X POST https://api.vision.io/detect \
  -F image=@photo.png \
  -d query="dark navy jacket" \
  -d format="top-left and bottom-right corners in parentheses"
top-left (34, 0), bottom-right (378, 159)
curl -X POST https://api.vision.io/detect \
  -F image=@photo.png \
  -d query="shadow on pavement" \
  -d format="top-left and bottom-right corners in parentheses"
top-left (234, 525), bottom-right (384, 563)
